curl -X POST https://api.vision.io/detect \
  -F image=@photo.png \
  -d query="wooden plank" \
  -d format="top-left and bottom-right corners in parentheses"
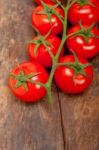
top-left (0, 0), bottom-right (64, 149)
top-left (1, 0), bottom-right (99, 150)
top-left (58, 56), bottom-right (99, 150)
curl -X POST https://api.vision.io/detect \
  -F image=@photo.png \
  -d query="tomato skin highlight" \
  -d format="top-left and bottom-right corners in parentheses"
top-left (9, 62), bottom-right (48, 102)
top-left (54, 55), bottom-right (93, 94)
top-left (68, 0), bottom-right (99, 25)
top-left (66, 25), bottom-right (99, 59)
top-left (35, 0), bottom-right (62, 5)
top-left (28, 35), bottom-right (64, 68)
top-left (32, 5), bottom-right (64, 35)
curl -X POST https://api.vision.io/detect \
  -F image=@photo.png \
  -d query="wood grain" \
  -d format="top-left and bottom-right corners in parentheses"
top-left (0, 0), bottom-right (64, 150)
top-left (58, 57), bottom-right (99, 150)
top-left (0, 0), bottom-right (99, 150)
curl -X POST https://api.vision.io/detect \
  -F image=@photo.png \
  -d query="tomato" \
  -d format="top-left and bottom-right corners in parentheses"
top-left (68, 0), bottom-right (99, 25)
top-left (66, 25), bottom-right (99, 59)
top-left (28, 35), bottom-right (64, 68)
top-left (35, 0), bottom-right (62, 5)
top-left (9, 62), bottom-right (48, 102)
top-left (54, 55), bottom-right (93, 94)
top-left (32, 5), bottom-right (64, 35)
top-left (91, 0), bottom-right (99, 7)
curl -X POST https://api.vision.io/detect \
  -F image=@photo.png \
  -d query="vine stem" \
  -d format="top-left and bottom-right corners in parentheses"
top-left (44, 0), bottom-right (73, 102)
top-left (24, 0), bottom-right (78, 103)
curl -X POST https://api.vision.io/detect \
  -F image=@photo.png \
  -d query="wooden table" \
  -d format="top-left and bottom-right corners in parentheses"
top-left (0, 0), bottom-right (99, 149)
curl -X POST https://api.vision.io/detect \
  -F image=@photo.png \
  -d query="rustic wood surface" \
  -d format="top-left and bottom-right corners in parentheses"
top-left (0, 0), bottom-right (99, 150)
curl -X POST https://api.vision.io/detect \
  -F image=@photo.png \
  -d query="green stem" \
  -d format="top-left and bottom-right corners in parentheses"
top-left (66, 30), bottom-right (81, 39)
top-left (45, 64), bottom-right (56, 103)
top-left (45, 0), bottom-right (73, 102)
top-left (55, 5), bottom-right (68, 60)
top-left (53, 10), bottom-right (64, 24)
top-left (30, 0), bottom-right (79, 103)
top-left (26, 79), bottom-right (46, 88)
top-left (46, 87), bottom-right (53, 103)
top-left (47, 64), bottom-right (56, 85)
top-left (42, 40), bottom-right (54, 60)
top-left (67, 0), bottom-right (77, 8)
top-left (57, 62), bottom-right (74, 67)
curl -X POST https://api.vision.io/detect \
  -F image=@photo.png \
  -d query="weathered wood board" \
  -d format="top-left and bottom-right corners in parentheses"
top-left (0, 0), bottom-right (99, 150)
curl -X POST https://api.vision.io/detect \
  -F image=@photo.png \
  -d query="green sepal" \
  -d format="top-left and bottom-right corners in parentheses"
top-left (10, 70), bottom-right (41, 91)
top-left (35, 0), bottom-right (62, 23)
top-left (78, 0), bottom-right (95, 7)
top-left (69, 22), bottom-right (99, 43)
top-left (28, 27), bottom-right (54, 57)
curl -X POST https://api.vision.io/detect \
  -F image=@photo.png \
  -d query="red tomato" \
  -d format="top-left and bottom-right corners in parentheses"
top-left (54, 55), bottom-right (93, 94)
top-left (66, 25), bottom-right (99, 59)
top-left (91, 0), bottom-right (99, 7)
top-left (68, 0), bottom-right (99, 25)
top-left (9, 62), bottom-right (48, 102)
top-left (32, 5), bottom-right (64, 35)
top-left (28, 35), bottom-right (64, 68)
top-left (35, 0), bottom-right (62, 5)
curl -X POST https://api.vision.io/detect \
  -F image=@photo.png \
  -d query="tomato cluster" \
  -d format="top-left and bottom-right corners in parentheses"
top-left (9, 0), bottom-right (99, 103)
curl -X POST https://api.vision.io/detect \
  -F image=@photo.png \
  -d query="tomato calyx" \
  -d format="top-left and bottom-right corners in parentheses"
top-left (58, 54), bottom-right (91, 78)
top-left (58, 61), bottom-right (90, 77)
top-left (70, 61), bottom-right (90, 77)
top-left (29, 27), bottom-right (54, 58)
top-left (10, 70), bottom-right (41, 91)
top-left (69, 22), bottom-right (99, 43)
top-left (79, 23), bottom-right (95, 42)
top-left (77, 0), bottom-right (95, 7)
top-left (29, 35), bottom-right (52, 56)
top-left (34, 1), bottom-right (64, 23)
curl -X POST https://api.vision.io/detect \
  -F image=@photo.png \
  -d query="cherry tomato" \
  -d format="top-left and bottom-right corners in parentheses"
top-left (9, 62), bottom-right (48, 102)
top-left (35, 0), bottom-right (62, 5)
top-left (54, 55), bottom-right (93, 94)
top-left (66, 25), bottom-right (99, 59)
top-left (68, 0), bottom-right (99, 25)
top-left (32, 5), bottom-right (64, 35)
top-left (91, 0), bottom-right (99, 7)
top-left (28, 35), bottom-right (64, 68)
